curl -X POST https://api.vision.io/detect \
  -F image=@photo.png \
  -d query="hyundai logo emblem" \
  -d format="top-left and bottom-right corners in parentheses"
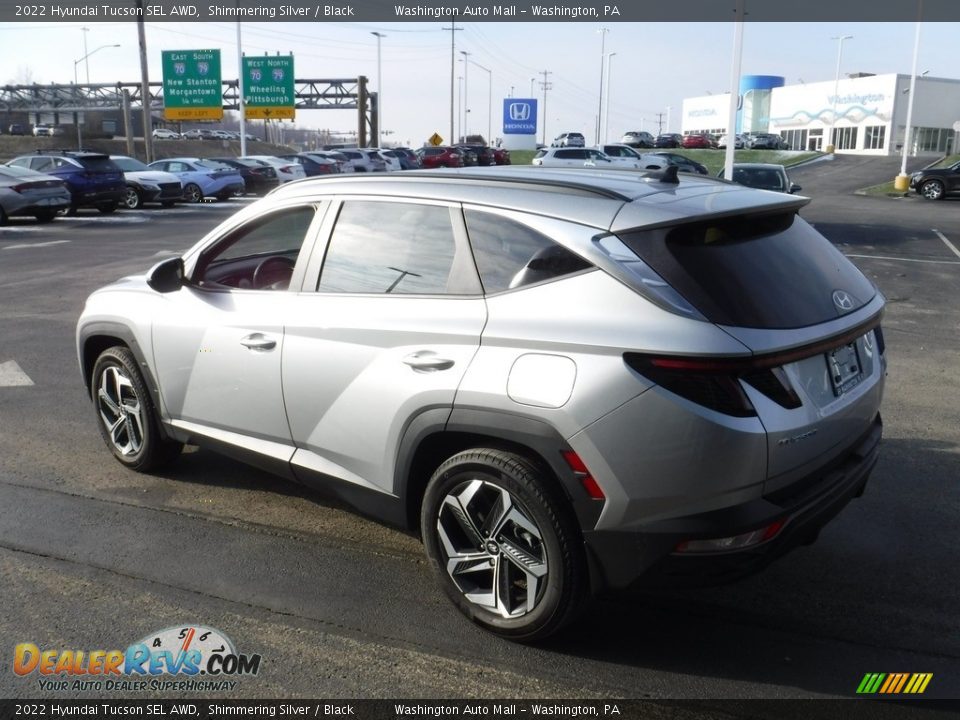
top-left (509, 102), bottom-right (532, 122)
top-left (832, 290), bottom-right (855, 312)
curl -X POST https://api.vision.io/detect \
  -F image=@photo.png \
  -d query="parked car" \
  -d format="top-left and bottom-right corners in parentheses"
top-left (389, 147), bottom-right (423, 170)
top-left (533, 147), bottom-right (665, 171)
top-left (654, 133), bottom-right (683, 148)
top-left (370, 149), bottom-right (403, 172)
top-left (7, 150), bottom-right (124, 214)
top-left (146, 158), bottom-right (245, 202)
top-left (492, 147), bottom-right (511, 165)
top-left (415, 146), bottom-right (463, 169)
top-left (717, 134), bottom-right (745, 149)
top-left (551, 132), bottom-right (586, 148)
top-left (682, 134), bottom-right (717, 149)
top-left (152, 128), bottom-right (181, 140)
top-left (209, 130), bottom-right (234, 140)
top-left (596, 144), bottom-right (667, 167)
top-left (909, 160), bottom-right (960, 200)
top-left (337, 148), bottom-right (386, 173)
top-left (620, 131), bottom-right (655, 148)
top-left (455, 144), bottom-right (496, 166)
top-left (209, 157), bottom-right (280, 196)
top-left (32, 124), bottom-right (52, 137)
top-left (717, 163), bottom-right (801, 194)
top-left (181, 128), bottom-right (216, 141)
top-left (747, 133), bottom-right (788, 150)
top-left (0, 164), bottom-right (72, 224)
top-left (278, 153), bottom-right (340, 177)
top-left (648, 151), bottom-right (709, 175)
top-left (77, 167), bottom-right (887, 642)
top-left (8, 123), bottom-right (27, 136)
top-left (240, 155), bottom-right (307, 184)
top-left (110, 155), bottom-right (184, 209)
top-left (304, 151), bottom-right (355, 174)
top-left (454, 147), bottom-right (478, 166)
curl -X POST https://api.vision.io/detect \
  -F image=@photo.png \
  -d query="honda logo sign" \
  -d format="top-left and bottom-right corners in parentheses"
top-left (503, 98), bottom-right (537, 135)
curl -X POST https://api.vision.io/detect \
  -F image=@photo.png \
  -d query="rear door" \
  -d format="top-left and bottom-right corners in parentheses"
top-left (281, 197), bottom-right (486, 494)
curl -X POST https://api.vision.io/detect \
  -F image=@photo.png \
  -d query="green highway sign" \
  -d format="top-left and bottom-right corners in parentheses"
top-left (161, 49), bottom-right (223, 121)
top-left (243, 55), bottom-right (296, 119)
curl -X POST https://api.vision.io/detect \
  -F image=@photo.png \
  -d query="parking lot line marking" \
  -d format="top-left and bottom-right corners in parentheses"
top-left (2, 240), bottom-right (71, 251)
top-left (844, 253), bottom-right (960, 266)
top-left (0, 360), bottom-right (34, 387)
top-left (932, 229), bottom-right (960, 260)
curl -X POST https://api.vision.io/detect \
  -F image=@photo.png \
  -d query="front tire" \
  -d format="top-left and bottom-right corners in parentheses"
top-left (421, 449), bottom-right (588, 642)
top-left (122, 186), bottom-right (143, 210)
top-left (91, 346), bottom-right (182, 472)
top-left (920, 179), bottom-right (945, 200)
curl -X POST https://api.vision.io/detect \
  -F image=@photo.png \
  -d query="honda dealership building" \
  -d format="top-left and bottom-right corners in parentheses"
top-left (681, 73), bottom-right (960, 156)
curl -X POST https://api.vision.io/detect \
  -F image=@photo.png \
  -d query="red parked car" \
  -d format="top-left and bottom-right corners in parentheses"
top-left (415, 146), bottom-right (464, 168)
top-left (681, 133), bottom-right (717, 149)
top-left (492, 147), bottom-right (511, 165)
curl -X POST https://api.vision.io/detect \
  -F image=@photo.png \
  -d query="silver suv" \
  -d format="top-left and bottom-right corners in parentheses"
top-left (77, 167), bottom-right (886, 641)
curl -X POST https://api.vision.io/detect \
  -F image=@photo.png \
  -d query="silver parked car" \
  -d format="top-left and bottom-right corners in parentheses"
top-left (77, 167), bottom-right (886, 641)
top-left (533, 147), bottom-right (665, 171)
top-left (717, 163), bottom-right (802, 194)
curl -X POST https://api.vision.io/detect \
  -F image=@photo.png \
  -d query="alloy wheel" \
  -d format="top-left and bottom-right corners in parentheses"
top-left (436, 478), bottom-right (548, 618)
top-left (921, 180), bottom-right (944, 200)
top-left (97, 364), bottom-right (146, 457)
top-left (123, 186), bottom-right (142, 209)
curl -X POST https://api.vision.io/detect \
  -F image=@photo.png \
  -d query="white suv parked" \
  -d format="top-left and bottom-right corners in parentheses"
top-left (532, 147), bottom-right (666, 171)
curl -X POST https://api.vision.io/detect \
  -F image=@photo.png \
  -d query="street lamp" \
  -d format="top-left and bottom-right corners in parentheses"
top-left (468, 58), bottom-right (492, 143)
top-left (371, 31), bottom-right (385, 147)
top-left (460, 50), bottom-right (470, 140)
top-left (896, 4), bottom-right (924, 190)
top-left (603, 52), bottom-right (616, 143)
top-left (828, 34), bottom-right (853, 152)
top-left (596, 27), bottom-right (609, 145)
top-left (530, 77), bottom-right (536, 97)
top-left (73, 43), bottom-right (120, 149)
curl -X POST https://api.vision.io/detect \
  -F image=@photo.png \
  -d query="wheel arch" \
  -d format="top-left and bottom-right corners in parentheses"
top-left (396, 408), bottom-right (602, 537)
top-left (79, 322), bottom-right (173, 441)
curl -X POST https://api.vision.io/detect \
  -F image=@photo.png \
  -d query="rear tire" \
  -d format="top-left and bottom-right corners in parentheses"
top-left (421, 449), bottom-right (588, 642)
top-left (91, 346), bottom-right (182, 472)
top-left (183, 183), bottom-right (203, 203)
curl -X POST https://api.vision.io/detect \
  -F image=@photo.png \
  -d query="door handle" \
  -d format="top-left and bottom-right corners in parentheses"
top-left (240, 333), bottom-right (277, 351)
top-left (402, 351), bottom-right (455, 372)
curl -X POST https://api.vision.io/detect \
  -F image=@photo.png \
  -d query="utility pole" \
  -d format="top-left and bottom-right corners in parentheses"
top-left (371, 31), bottom-right (385, 147)
top-left (136, 1), bottom-right (153, 163)
top-left (460, 50), bottom-right (470, 140)
top-left (596, 27), bottom-right (609, 145)
top-left (655, 112), bottom-right (666, 135)
top-left (539, 70), bottom-right (552, 146)
top-left (443, 24), bottom-right (463, 145)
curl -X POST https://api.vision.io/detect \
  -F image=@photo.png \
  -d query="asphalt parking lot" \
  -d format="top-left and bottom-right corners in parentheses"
top-left (1, 165), bottom-right (959, 711)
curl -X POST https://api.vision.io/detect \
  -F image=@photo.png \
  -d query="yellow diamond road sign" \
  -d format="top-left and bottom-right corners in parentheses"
top-left (429, 132), bottom-right (444, 146)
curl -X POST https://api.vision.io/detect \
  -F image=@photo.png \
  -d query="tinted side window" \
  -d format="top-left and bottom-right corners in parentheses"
top-left (555, 150), bottom-right (576, 159)
top-left (318, 202), bottom-right (458, 295)
top-left (465, 210), bottom-right (592, 294)
top-left (195, 206), bottom-right (316, 290)
top-left (30, 157), bottom-right (55, 172)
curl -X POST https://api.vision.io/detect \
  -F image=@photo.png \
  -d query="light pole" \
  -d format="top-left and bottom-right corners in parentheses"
top-left (468, 58), bottom-right (492, 143)
top-left (596, 27), bottom-right (609, 145)
top-left (530, 78), bottom-right (536, 98)
top-left (73, 43), bottom-right (120, 149)
top-left (723, 0), bottom-right (745, 181)
top-left (603, 52), bottom-right (616, 143)
top-left (828, 34), bottom-right (853, 152)
top-left (896, 3), bottom-right (924, 190)
top-left (460, 50), bottom-right (470, 139)
top-left (371, 31), bottom-right (385, 147)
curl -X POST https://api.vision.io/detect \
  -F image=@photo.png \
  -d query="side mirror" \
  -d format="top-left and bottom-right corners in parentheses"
top-left (790, 183), bottom-right (802, 194)
top-left (146, 256), bottom-right (185, 293)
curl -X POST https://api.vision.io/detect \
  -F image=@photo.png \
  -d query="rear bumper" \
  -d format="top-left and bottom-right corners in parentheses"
top-left (584, 414), bottom-right (882, 592)
top-left (72, 186), bottom-right (124, 207)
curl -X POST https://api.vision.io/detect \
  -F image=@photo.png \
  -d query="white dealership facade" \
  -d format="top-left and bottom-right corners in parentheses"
top-left (681, 73), bottom-right (960, 156)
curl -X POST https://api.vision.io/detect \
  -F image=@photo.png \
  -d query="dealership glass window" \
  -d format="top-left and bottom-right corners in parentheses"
top-left (782, 130), bottom-right (808, 152)
top-left (911, 127), bottom-right (952, 154)
top-left (834, 127), bottom-right (859, 150)
top-left (865, 126), bottom-right (886, 150)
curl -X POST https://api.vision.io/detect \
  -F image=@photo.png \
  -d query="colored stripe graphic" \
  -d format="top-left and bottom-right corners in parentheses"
top-left (857, 673), bottom-right (932, 694)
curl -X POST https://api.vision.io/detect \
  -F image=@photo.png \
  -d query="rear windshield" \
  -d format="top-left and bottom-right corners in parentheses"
top-left (618, 212), bottom-right (876, 329)
top-left (76, 156), bottom-right (119, 172)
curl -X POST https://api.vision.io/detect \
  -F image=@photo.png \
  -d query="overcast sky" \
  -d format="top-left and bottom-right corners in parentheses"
top-left (2, 21), bottom-right (957, 144)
